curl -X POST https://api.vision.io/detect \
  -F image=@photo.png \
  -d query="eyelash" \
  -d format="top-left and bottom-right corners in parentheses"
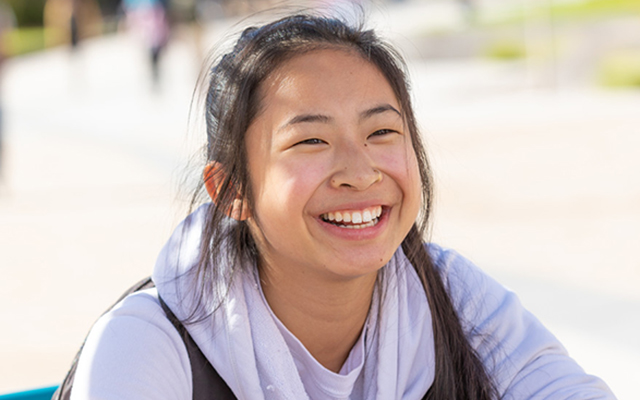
top-left (294, 129), bottom-right (396, 146)
top-left (297, 138), bottom-right (326, 145)
top-left (370, 129), bottom-right (395, 137)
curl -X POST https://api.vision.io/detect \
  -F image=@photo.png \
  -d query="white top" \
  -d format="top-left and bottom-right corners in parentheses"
top-left (267, 287), bottom-right (369, 400)
top-left (71, 205), bottom-right (616, 400)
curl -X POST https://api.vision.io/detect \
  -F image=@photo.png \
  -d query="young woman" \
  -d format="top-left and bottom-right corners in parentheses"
top-left (70, 13), bottom-right (616, 400)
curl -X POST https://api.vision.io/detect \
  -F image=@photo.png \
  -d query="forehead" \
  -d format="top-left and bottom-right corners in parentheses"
top-left (256, 48), bottom-right (401, 117)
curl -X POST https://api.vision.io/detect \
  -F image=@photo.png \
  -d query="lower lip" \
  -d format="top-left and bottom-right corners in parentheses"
top-left (317, 208), bottom-right (389, 240)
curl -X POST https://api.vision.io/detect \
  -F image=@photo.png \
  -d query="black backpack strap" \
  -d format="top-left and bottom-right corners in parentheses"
top-left (52, 277), bottom-right (156, 400)
top-left (158, 296), bottom-right (237, 400)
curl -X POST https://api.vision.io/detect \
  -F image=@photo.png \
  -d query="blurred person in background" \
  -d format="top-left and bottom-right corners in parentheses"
top-left (44, 0), bottom-right (103, 50)
top-left (122, 0), bottom-right (171, 87)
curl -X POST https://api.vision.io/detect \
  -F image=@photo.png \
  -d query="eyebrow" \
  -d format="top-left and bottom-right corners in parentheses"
top-left (359, 104), bottom-right (401, 120)
top-left (286, 114), bottom-right (331, 126)
top-left (279, 103), bottom-right (401, 131)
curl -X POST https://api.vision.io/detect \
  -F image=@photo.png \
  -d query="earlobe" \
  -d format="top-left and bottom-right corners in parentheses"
top-left (203, 162), bottom-right (251, 221)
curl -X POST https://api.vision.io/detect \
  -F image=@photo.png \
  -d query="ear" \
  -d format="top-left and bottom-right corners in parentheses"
top-left (203, 162), bottom-right (251, 221)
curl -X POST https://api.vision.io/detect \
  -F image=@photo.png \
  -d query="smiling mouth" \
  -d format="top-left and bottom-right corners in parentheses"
top-left (320, 206), bottom-right (383, 229)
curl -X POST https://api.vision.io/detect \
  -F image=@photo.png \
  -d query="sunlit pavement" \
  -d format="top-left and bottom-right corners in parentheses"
top-left (1, 0), bottom-right (638, 397)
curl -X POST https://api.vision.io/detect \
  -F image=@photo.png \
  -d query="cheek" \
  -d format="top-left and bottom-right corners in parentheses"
top-left (253, 158), bottom-right (328, 218)
top-left (377, 145), bottom-right (422, 198)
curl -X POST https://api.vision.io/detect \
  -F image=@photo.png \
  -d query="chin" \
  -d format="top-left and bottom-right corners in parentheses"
top-left (329, 255), bottom-right (392, 279)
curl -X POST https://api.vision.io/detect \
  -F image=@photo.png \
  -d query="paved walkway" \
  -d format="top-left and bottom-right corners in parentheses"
top-left (1, 1), bottom-right (638, 397)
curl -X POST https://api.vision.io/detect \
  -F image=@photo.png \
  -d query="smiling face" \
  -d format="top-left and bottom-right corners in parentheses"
top-left (245, 48), bottom-right (422, 283)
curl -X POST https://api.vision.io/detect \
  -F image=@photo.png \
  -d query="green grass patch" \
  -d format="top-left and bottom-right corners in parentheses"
top-left (551, 0), bottom-right (640, 19)
top-left (484, 39), bottom-right (526, 60)
top-left (2, 27), bottom-right (47, 57)
top-left (599, 51), bottom-right (640, 87)
top-left (487, 0), bottom-right (640, 27)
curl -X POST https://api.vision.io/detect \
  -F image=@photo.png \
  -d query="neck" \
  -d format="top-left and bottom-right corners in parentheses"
top-left (259, 263), bottom-right (377, 373)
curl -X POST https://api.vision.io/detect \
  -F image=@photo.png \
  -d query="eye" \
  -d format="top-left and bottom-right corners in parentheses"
top-left (296, 138), bottom-right (326, 145)
top-left (369, 129), bottom-right (396, 138)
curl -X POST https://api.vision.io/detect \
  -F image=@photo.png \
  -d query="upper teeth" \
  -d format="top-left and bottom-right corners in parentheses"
top-left (321, 206), bottom-right (383, 224)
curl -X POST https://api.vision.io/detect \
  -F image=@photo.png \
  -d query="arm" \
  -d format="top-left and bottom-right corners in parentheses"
top-left (431, 246), bottom-right (616, 400)
top-left (71, 289), bottom-right (192, 400)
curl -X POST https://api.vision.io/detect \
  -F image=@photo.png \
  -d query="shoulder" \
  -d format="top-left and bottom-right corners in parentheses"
top-left (424, 243), bottom-right (616, 399)
top-left (426, 243), bottom-right (564, 352)
top-left (71, 288), bottom-right (192, 400)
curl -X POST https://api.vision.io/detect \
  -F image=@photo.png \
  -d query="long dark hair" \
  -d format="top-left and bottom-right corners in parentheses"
top-left (188, 13), bottom-right (497, 400)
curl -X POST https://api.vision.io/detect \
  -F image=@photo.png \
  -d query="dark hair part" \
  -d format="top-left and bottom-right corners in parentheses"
top-left (191, 13), bottom-right (497, 400)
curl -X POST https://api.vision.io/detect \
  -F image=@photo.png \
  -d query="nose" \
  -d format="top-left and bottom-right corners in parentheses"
top-left (330, 142), bottom-right (382, 190)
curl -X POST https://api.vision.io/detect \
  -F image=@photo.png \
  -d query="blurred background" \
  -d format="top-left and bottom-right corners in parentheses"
top-left (0, 0), bottom-right (638, 397)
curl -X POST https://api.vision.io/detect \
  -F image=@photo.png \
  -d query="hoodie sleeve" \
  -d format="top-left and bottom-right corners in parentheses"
top-left (430, 245), bottom-right (616, 400)
top-left (71, 289), bottom-right (192, 400)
